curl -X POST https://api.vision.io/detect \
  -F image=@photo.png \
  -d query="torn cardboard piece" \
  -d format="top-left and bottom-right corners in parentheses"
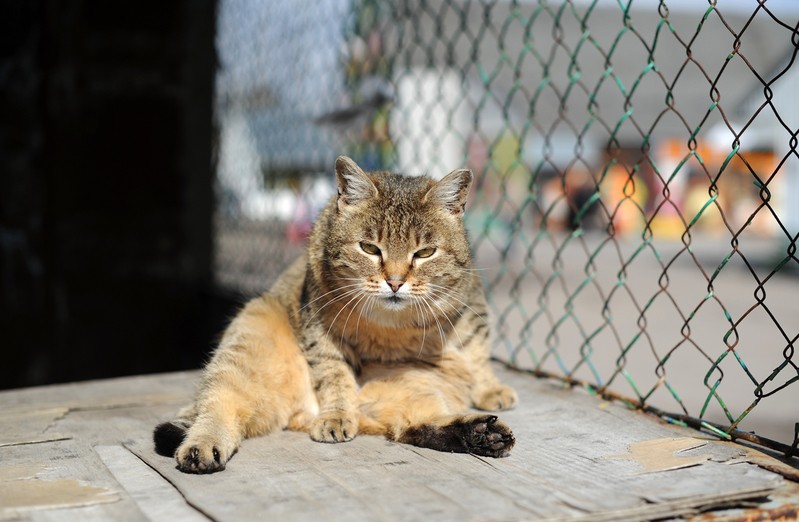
top-left (607, 437), bottom-right (712, 473)
top-left (0, 479), bottom-right (119, 511)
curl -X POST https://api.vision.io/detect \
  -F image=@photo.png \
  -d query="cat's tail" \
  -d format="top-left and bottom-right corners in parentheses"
top-left (153, 420), bottom-right (191, 457)
top-left (153, 404), bottom-right (197, 457)
top-left (153, 396), bottom-right (197, 457)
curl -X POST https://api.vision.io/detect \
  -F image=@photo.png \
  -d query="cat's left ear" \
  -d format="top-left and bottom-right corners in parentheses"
top-left (336, 156), bottom-right (378, 211)
top-left (425, 168), bottom-right (473, 215)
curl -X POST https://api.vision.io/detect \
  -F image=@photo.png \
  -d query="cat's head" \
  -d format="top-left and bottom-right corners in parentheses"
top-left (315, 156), bottom-right (476, 322)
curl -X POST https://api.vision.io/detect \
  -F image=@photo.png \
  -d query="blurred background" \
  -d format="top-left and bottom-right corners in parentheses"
top-left (1, 1), bottom-right (797, 451)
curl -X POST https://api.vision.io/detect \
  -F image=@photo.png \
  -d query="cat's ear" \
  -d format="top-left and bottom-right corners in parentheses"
top-left (425, 168), bottom-right (473, 215)
top-left (336, 156), bottom-right (378, 210)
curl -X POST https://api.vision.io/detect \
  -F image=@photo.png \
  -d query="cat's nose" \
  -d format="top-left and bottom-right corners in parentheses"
top-left (386, 279), bottom-right (404, 293)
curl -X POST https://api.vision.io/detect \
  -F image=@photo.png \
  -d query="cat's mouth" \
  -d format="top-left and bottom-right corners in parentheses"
top-left (382, 294), bottom-right (407, 310)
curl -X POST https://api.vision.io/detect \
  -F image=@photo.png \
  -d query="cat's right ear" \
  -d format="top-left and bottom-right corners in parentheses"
top-left (336, 156), bottom-right (378, 210)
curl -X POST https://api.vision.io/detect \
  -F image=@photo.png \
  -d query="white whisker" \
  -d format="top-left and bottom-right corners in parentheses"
top-left (417, 294), bottom-right (447, 356)
top-left (424, 294), bottom-right (465, 352)
top-left (340, 291), bottom-right (370, 348)
top-left (426, 283), bottom-right (490, 327)
top-left (296, 283), bottom-right (363, 316)
top-left (411, 297), bottom-right (427, 357)
top-left (325, 290), bottom-right (367, 339)
top-left (303, 287), bottom-right (363, 327)
top-left (354, 295), bottom-right (374, 343)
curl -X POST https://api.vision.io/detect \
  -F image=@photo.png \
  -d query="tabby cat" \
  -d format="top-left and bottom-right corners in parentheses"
top-left (154, 156), bottom-right (517, 473)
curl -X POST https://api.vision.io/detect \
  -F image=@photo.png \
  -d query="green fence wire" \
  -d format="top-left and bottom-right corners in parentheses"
top-left (214, 0), bottom-right (799, 458)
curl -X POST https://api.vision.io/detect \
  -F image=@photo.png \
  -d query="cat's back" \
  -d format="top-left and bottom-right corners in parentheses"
top-left (268, 254), bottom-right (308, 320)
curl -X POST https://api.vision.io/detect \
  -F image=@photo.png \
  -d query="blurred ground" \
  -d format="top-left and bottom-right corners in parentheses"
top-left (477, 232), bottom-right (798, 447)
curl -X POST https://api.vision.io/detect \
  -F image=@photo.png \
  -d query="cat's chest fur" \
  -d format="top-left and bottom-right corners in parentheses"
top-left (320, 302), bottom-right (451, 364)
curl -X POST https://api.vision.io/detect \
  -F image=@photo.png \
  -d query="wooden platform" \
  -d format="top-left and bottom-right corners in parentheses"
top-left (1, 364), bottom-right (797, 521)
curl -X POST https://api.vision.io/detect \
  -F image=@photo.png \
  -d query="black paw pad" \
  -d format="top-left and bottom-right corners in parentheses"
top-left (461, 415), bottom-right (515, 458)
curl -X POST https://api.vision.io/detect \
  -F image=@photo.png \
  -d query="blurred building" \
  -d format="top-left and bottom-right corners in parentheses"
top-left (213, 0), bottom-right (799, 254)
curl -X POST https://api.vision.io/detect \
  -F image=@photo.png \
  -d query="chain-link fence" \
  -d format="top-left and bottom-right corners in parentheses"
top-left (214, 0), bottom-right (799, 458)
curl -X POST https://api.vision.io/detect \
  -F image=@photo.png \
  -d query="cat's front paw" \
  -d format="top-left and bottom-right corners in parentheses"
top-left (310, 410), bottom-right (358, 443)
top-left (175, 433), bottom-right (238, 474)
top-left (473, 385), bottom-right (518, 411)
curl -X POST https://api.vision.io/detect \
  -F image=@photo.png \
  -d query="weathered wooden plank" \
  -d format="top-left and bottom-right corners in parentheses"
top-left (0, 372), bottom-right (195, 413)
top-left (0, 365), bottom-right (793, 522)
top-left (0, 441), bottom-right (131, 521)
top-left (0, 408), bottom-right (71, 447)
top-left (129, 365), bottom-right (786, 521)
top-left (94, 445), bottom-right (209, 522)
top-left (0, 391), bottom-right (191, 521)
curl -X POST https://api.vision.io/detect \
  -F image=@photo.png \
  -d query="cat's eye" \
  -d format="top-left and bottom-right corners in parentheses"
top-left (414, 247), bottom-right (436, 259)
top-left (360, 242), bottom-right (381, 256)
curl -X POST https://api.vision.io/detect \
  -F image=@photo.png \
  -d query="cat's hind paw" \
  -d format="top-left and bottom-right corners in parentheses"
top-left (458, 414), bottom-right (515, 458)
top-left (399, 413), bottom-right (515, 458)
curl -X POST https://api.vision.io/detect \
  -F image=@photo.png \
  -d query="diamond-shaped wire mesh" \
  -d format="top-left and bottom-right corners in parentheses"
top-left (214, 0), bottom-right (799, 456)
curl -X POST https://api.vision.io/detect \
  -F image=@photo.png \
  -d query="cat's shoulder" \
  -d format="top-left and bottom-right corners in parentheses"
top-left (269, 254), bottom-right (308, 312)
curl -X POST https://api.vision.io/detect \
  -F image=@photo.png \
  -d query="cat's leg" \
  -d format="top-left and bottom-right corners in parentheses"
top-left (154, 295), bottom-right (316, 473)
top-left (299, 324), bottom-right (360, 443)
top-left (356, 366), bottom-right (515, 458)
top-left (454, 309), bottom-right (518, 411)
top-left (397, 413), bottom-right (515, 458)
top-left (469, 360), bottom-right (518, 411)
top-left (437, 290), bottom-right (518, 411)
top-left (170, 386), bottom-right (247, 474)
